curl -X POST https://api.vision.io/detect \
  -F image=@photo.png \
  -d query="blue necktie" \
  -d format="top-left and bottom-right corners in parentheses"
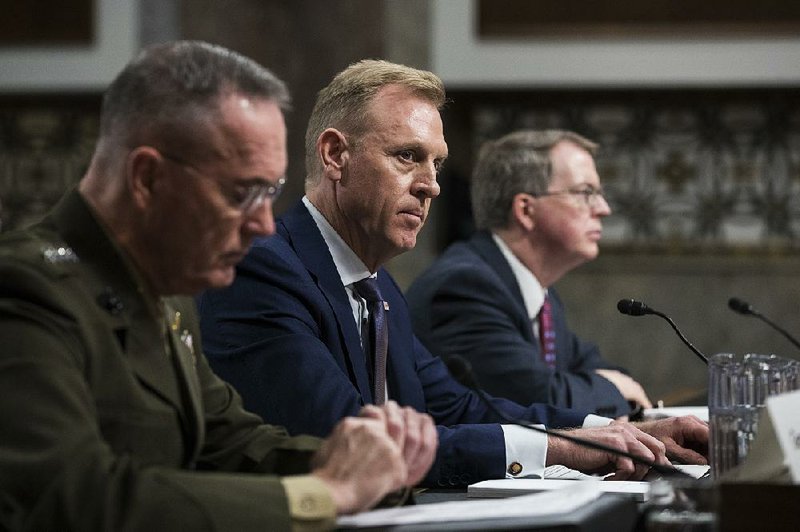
top-left (353, 277), bottom-right (388, 405)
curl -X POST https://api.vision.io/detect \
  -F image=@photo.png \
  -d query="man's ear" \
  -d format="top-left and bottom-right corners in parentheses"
top-left (317, 128), bottom-right (349, 183)
top-left (511, 192), bottom-right (536, 232)
top-left (126, 146), bottom-right (161, 209)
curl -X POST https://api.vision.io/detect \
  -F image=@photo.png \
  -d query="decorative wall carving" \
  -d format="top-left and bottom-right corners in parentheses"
top-left (443, 89), bottom-right (800, 252)
top-left (0, 97), bottom-right (100, 230)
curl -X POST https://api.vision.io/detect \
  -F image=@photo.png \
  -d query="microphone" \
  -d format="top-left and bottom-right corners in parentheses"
top-left (445, 355), bottom-right (691, 479)
top-left (617, 299), bottom-right (708, 365)
top-left (728, 297), bottom-right (800, 351)
top-left (616, 299), bottom-right (653, 317)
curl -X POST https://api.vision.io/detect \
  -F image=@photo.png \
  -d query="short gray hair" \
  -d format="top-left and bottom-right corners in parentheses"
top-left (470, 130), bottom-right (597, 230)
top-left (304, 59), bottom-right (445, 187)
top-left (99, 40), bottom-right (290, 153)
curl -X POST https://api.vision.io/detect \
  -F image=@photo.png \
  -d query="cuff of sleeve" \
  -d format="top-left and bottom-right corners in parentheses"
top-left (501, 424), bottom-right (548, 479)
top-left (583, 414), bottom-right (613, 428)
top-left (280, 475), bottom-right (336, 530)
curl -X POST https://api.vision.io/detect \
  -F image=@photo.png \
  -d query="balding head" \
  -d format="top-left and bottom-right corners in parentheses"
top-left (95, 40), bottom-right (290, 172)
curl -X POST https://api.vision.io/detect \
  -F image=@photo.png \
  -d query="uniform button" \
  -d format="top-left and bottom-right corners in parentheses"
top-left (97, 289), bottom-right (124, 315)
top-left (507, 462), bottom-right (523, 476)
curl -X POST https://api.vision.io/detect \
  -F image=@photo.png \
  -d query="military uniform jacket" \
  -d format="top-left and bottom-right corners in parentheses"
top-left (0, 190), bottom-right (326, 531)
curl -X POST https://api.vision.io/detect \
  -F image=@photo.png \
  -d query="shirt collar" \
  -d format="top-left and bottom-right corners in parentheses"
top-left (302, 196), bottom-right (373, 286)
top-left (491, 232), bottom-right (546, 321)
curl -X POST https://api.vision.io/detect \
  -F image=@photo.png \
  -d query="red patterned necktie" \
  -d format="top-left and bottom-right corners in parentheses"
top-left (539, 296), bottom-right (557, 369)
top-left (353, 277), bottom-right (388, 405)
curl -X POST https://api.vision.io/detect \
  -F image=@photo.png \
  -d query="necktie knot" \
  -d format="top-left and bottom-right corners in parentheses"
top-left (353, 276), bottom-right (383, 303)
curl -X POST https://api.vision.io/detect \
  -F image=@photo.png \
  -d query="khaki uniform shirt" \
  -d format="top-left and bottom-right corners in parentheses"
top-left (0, 190), bottom-right (334, 531)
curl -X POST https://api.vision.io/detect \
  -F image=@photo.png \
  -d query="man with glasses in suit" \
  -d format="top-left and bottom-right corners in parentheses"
top-left (408, 130), bottom-right (652, 420)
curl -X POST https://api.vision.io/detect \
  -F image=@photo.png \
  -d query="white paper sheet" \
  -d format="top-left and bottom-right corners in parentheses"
top-left (644, 406), bottom-right (708, 422)
top-left (466, 464), bottom-right (709, 503)
top-left (467, 477), bottom-right (650, 502)
top-left (336, 482), bottom-right (602, 528)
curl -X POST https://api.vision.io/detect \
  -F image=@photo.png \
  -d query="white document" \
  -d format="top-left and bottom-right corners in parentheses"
top-left (542, 464), bottom-right (601, 480)
top-left (467, 477), bottom-right (650, 502)
top-left (466, 464), bottom-right (708, 503)
top-left (644, 406), bottom-right (708, 422)
top-left (658, 464), bottom-right (709, 479)
top-left (544, 463), bottom-right (708, 481)
top-left (336, 483), bottom-right (602, 528)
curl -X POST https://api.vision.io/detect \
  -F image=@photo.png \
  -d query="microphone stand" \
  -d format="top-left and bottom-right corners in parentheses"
top-left (647, 309), bottom-right (709, 366)
top-left (617, 299), bottom-right (708, 366)
top-left (729, 297), bottom-right (800, 351)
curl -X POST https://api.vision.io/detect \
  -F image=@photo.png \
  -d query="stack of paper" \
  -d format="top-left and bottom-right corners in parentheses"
top-left (337, 482), bottom-right (602, 528)
top-left (468, 478), bottom-right (651, 502)
top-left (467, 464), bottom-right (710, 503)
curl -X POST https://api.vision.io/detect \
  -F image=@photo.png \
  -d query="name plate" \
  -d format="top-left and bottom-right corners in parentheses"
top-left (766, 389), bottom-right (800, 483)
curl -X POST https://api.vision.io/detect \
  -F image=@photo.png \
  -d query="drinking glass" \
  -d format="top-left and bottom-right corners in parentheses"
top-left (708, 353), bottom-right (800, 479)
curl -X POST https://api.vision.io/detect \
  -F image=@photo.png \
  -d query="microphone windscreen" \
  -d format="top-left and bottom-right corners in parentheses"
top-left (617, 299), bottom-right (633, 315)
top-left (617, 299), bottom-right (650, 316)
top-left (728, 297), bottom-right (752, 315)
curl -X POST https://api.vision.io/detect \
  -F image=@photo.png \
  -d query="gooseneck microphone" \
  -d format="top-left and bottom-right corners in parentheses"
top-left (445, 355), bottom-right (691, 478)
top-left (617, 299), bottom-right (708, 366)
top-left (728, 297), bottom-right (800, 351)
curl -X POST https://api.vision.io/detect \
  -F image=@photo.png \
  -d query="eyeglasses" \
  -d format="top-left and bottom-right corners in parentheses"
top-left (158, 149), bottom-right (285, 215)
top-left (529, 185), bottom-right (607, 208)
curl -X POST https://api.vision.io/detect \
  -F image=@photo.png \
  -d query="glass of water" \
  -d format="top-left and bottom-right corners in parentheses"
top-left (708, 353), bottom-right (800, 479)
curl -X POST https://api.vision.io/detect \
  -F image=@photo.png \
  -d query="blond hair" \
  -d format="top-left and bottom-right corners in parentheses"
top-left (304, 59), bottom-right (445, 187)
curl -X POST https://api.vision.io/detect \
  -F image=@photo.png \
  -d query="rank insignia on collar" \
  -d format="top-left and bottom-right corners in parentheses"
top-left (180, 329), bottom-right (196, 365)
top-left (41, 246), bottom-right (78, 264)
top-left (170, 311), bottom-right (181, 331)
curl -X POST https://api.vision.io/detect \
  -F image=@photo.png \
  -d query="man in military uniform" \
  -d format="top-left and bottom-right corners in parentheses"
top-left (0, 41), bottom-right (437, 531)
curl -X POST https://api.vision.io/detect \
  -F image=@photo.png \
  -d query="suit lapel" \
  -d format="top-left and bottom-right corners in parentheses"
top-left (124, 309), bottom-right (184, 406)
top-left (163, 299), bottom-right (205, 463)
top-left (469, 232), bottom-right (530, 321)
top-left (468, 232), bottom-right (539, 352)
top-left (278, 202), bottom-right (374, 403)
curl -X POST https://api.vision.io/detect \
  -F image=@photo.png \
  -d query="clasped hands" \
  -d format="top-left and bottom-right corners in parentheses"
top-left (310, 400), bottom-right (437, 514)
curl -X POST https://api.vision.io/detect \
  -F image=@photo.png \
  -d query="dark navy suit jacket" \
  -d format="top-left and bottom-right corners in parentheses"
top-left (198, 202), bottom-right (587, 487)
top-left (406, 231), bottom-right (630, 418)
